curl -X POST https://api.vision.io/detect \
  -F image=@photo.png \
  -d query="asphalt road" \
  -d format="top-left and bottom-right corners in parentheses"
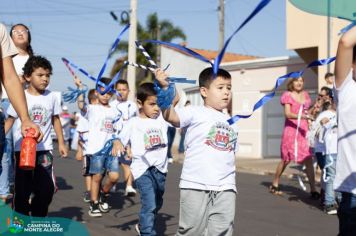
top-left (48, 150), bottom-right (338, 236)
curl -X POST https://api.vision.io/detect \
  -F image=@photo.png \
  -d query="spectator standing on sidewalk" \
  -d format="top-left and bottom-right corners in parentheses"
top-left (270, 77), bottom-right (319, 199)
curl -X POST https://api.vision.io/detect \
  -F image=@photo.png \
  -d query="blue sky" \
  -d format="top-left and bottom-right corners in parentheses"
top-left (1, 0), bottom-right (294, 110)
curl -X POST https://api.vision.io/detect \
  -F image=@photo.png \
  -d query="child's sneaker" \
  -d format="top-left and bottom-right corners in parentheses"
top-left (89, 201), bottom-right (102, 217)
top-left (99, 191), bottom-right (110, 213)
top-left (83, 191), bottom-right (90, 203)
top-left (324, 204), bottom-right (338, 215)
top-left (125, 186), bottom-right (137, 197)
top-left (135, 224), bottom-right (141, 236)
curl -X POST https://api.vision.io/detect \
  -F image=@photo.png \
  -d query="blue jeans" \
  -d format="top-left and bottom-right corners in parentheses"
top-left (89, 154), bottom-right (120, 175)
top-left (167, 127), bottom-right (176, 159)
top-left (0, 139), bottom-right (12, 197)
top-left (338, 192), bottom-right (356, 236)
top-left (324, 154), bottom-right (341, 206)
top-left (135, 167), bottom-right (166, 236)
top-left (178, 128), bottom-right (186, 153)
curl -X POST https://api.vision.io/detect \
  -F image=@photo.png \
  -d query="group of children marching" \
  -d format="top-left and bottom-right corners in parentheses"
top-left (68, 66), bottom-right (238, 236)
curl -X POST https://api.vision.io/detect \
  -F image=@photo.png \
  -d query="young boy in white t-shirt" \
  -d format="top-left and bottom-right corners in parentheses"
top-left (76, 77), bottom-right (121, 217)
top-left (319, 100), bottom-right (341, 215)
top-left (116, 83), bottom-right (169, 235)
top-left (334, 24), bottom-right (356, 235)
top-left (109, 79), bottom-right (137, 196)
top-left (75, 88), bottom-right (98, 203)
top-left (155, 67), bottom-right (238, 236)
top-left (5, 55), bottom-right (68, 216)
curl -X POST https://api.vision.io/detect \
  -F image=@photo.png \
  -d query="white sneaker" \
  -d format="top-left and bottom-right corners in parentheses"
top-left (125, 186), bottom-right (137, 197)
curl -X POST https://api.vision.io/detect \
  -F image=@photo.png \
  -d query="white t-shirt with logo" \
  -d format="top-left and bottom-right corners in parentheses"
top-left (334, 70), bottom-right (356, 194)
top-left (7, 90), bottom-right (61, 152)
top-left (175, 106), bottom-right (239, 192)
top-left (110, 99), bottom-right (138, 132)
top-left (83, 104), bottom-right (119, 155)
top-left (118, 115), bottom-right (168, 179)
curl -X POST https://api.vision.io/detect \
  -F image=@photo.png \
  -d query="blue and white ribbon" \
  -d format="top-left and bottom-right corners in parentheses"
top-left (227, 56), bottom-right (336, 125)
top-left (62, 24), bottom-right (130, 97)
top-left (146, 0), bottom-right (271, 77)
top-left (62, 85), bottom-right (88, 103)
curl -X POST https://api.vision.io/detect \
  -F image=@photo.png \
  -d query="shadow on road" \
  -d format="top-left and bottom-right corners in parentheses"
top-left (48, 206), bottom-right (85, 222)
top-left (55, 176), bottom-right (73, 190)
top-left (106, 212), bottom-right (176, 235)
top-left (260, 181), bottom-right (322, 210)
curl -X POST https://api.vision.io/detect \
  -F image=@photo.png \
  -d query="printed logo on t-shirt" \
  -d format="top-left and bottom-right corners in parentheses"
top-left (30, 105), bottom-right (49, 127)
top-left (100, 118), bottom-right (114, 133)
top-left (144, 128), bottom-right (166, 150)
top-left (205, 122), bottom-right (237, 152)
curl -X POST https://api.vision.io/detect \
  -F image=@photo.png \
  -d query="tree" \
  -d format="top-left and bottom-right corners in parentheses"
top-left (110, 13), bottom-right (186, 84)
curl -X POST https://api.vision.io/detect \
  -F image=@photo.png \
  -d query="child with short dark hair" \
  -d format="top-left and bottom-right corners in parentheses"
top-left (5, 55), bottom-right (67, 216)
top-left (155, 67), bottom-right (238, 236)
top-left (117, 82), bottom-right (169, 235)
top-left (76, 77), bottom-right (121, 217)
top-left (110, 79), bottom-right (137, 196)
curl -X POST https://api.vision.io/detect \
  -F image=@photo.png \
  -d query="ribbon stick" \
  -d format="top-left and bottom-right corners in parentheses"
top-left (126, 61), bottom-right (196, 84)
top-left (132, 42), bottom-right (197, 85)
top-left (125, 61), bottom-right (156, 72)
top-left (135, 41), bottom-right (158, 68)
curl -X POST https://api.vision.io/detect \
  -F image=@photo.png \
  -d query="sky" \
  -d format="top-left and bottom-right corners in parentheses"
top-left (1, 0), bottom-right (294, 111)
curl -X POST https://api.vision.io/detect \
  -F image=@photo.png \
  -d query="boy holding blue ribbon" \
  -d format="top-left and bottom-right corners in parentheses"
top-left (116, 82), bottom-right (170, 235)
top-left (76, 77), bottom-right (121, 217)
top-left (154, 67), bottom-right (238, 236)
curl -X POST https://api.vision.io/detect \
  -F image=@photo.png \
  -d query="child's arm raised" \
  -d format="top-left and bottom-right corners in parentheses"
top-left (52, 115), bottom-right (68, 158)
top-left (154, 68), bottom-right (180, 127)
top-left (74, 76), bottom-right (87, 113)
top-left (335, 25), bottom-right (356, 88)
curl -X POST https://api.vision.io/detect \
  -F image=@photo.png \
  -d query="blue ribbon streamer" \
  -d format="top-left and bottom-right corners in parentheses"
top-left (168, 77), bottom-right (196, 84)
top-left (94, 138), bottom-right (118, 157)
top-left (62, 85), bottom-right (88, 103)
top-left (154, 81), bottom-right (176, 109)
top-left (145, 0), bottom-right (271, 77)
top-left (338, 20), bottom-right (356, 35)
top-left (62, 24), bottom-right (130, 97)
top-left (62, 57), bottom-right (122, 98)
top-left (213, 0), bottom-right (271, 75)
top-left (227, 56), bottom-right (336, 125)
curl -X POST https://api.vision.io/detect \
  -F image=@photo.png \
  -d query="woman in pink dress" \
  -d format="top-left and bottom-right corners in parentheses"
top-left (270, 77), bottom-right (319, 199)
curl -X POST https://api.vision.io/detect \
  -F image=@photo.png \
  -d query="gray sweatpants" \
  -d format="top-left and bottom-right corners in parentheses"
top-left (176, 189), bottom-right (236, 236)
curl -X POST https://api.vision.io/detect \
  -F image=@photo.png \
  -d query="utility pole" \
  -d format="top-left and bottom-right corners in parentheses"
top-left (156, 24), bottom-right (161, 67)
top-left (128, 0), bottom-right (137, 100)
top-left (326, 0), bottom-right (331, 72)
top-left (218, 0), bottom-right (225, 50)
